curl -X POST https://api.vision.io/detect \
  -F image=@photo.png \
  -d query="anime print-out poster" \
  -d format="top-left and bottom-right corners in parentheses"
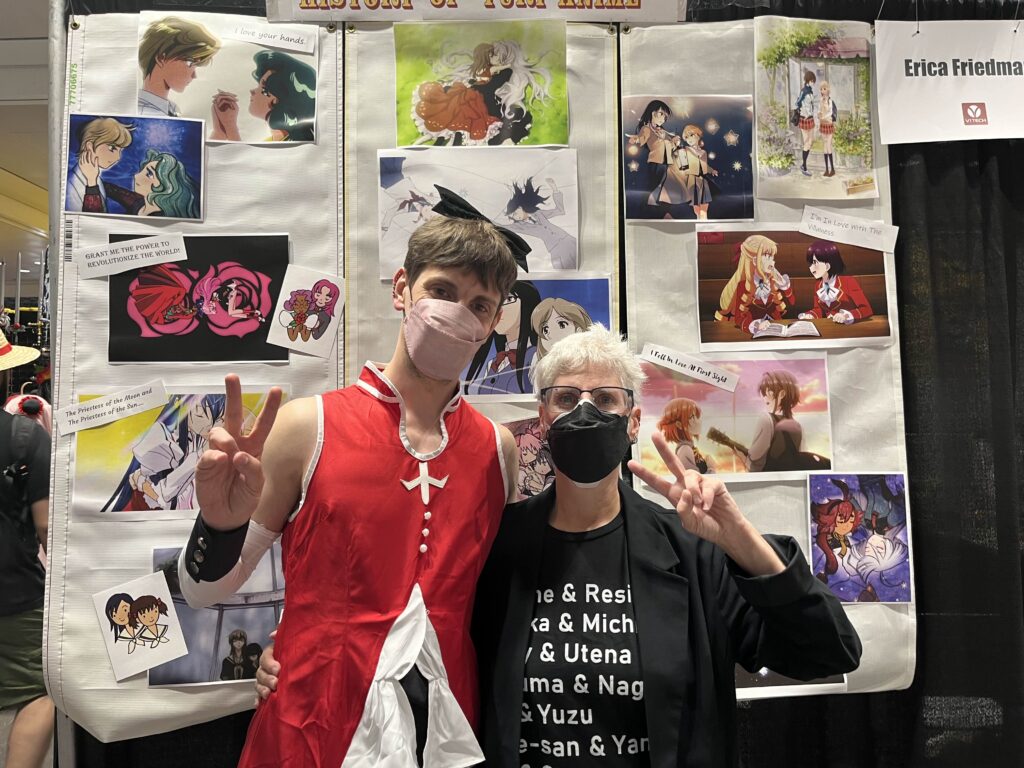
top-left (73, 389), bottom-right (282, 520)
top-left (378, 148), bottom-right (578, 278)
top-left (463, 274), bottom-right (611, 398)
top-left (622, 95), bottom-right (754, 222)
top-left (809, 472), bottom-right (911, 604)
top-left (754, 17), bottom-right (878, 200)
top-left (265, 265), bottom-right (344, 359)
top-left (93, 571), bottom-right (189, 682)
top-left (695, 224), bottom-right (892, 352)
top-left (393, 20), bottom-right (568, 148)
top-left (108, 234), bottom-right (289, 363)
top-left (635, 353), bottom-right (832, 484)
top-left (503, 416), bottom-right (552, 500)
top-left (148, 546), bottom-right (284, 686)
top-left (137, 12), bottom-right (318, 143)
top-left (65, 113), bottom-right (204, 221)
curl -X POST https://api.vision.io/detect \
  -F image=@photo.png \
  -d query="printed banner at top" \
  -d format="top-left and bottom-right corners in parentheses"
top-left (267, 0), bottom-right (681, 23)
top-left (876, 20), bottom-right (1024, 144)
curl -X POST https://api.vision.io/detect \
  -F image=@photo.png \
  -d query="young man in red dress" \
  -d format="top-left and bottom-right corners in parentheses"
top-left (178, 213), bottom-right (522, 767)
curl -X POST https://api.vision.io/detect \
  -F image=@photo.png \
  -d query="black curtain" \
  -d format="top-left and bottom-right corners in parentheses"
top-left (686, 2), bottom-right (1024, 767)
top-left (68, 1), bottom-right (1024, 766)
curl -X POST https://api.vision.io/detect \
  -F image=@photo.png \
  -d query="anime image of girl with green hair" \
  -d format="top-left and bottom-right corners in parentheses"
top-left (79, 147), bottom-right (201, 220)
top-left (209, 50), bottom-right (317, 143)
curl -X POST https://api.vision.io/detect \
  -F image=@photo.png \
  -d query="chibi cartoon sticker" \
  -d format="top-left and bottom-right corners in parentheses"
top-left (695, 224), bottom-right (892, 351)
top-left (93, 571), bottom-right (188, 681)
top-left (137, 12), bottom-right (318, 143)
top-left (808, 472), bottom-right (911, 603)
top-left (65, 114), bottom-right (205, 221)
top-left (378, 148), bottom-right (578, 278)
top-left (394, 20), bottom-right (568, 147)
top-left (108, 234), bottom-right (289, 363)
top-left (265, 265), bottom-right (344, 359)
top-left (636, 352), bottom-right (833, 484)
top-left (462, 274), bottom-right (611, 398)
top-left (73, 389), bottom-right (282, 520)
top-left (148, 546), bottom-right (284, 686)
top-left (622, 95), bottom-right (754, 221)
top-left (754, 17), bottom-right (878, 200)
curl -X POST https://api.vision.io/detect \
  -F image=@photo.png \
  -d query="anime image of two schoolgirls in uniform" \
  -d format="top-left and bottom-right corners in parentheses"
top-left (104, 592), bottom-right (172, 653)
top-left (108, 234), bottom-right (289, 363)
top-left (394, 20), bottom-right (568, 147)
top-left (622, 95), bottom-right (754, 221)
top-left (695, 226), bottom-right (892, 351)
top-left (754, 16), bottom-right (878, 199)
top-left (93, 571), bottom-right (189, 680)
top-left (461, 276), bottom-right (610, 396)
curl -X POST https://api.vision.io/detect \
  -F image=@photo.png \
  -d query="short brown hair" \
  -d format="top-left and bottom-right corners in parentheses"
top-left (404, 216), bottom-right (518, 299)
top-left (139, 17), bottom-right (221, 77)
top-left (759, 370), bottom-right (800, 419)
top-left (128, 595), bottom-right (168, 627)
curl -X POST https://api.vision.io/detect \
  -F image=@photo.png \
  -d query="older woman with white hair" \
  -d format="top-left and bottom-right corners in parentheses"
top-left (256, 325), bottom-right (860, 768)
top-left (472, 325), bottom-right (861, 768)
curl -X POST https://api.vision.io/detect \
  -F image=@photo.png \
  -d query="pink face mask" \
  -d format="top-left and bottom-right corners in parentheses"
top-left (404, 297), bottom-right (490, 381)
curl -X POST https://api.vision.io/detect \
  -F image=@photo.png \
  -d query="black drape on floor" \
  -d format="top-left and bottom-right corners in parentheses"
top-left (67, 0), bottom-right (1023, 765)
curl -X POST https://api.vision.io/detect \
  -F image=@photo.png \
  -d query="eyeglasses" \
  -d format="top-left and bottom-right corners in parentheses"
top-left (540, 386), bottom-right (634, 416)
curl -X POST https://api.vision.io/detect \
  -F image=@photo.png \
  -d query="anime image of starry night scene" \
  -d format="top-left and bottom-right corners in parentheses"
top-left (809, 472), bottom-right (911, 604)
top-left (622, 95), bottom-right (754, 222)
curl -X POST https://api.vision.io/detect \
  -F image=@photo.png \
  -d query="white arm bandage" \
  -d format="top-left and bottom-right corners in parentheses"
top-left (177, 519), bottom-right (281, 609)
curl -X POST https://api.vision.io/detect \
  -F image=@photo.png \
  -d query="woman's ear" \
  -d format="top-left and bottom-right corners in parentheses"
top-left (628, 406), bottom-right (642, 443)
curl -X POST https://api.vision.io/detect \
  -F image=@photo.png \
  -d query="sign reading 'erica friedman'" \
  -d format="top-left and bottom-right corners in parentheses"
top-left (267, 0), bottom-right (683, 22)
top-left (876, 20), bottom-right (1024, 143)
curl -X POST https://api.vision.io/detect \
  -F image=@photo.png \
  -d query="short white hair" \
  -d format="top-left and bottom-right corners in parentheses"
top-left (531, 324), bottom-right (646, 399)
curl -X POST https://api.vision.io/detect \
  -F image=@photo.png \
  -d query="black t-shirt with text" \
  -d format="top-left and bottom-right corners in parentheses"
top-left (0, 410), bottom-right (51, 616)
top-left (519, 515), bottom-right (650, 767)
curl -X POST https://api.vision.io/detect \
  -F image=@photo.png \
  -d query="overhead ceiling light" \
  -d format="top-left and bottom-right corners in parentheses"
top-left (20, 269), bottom-right (31, 273)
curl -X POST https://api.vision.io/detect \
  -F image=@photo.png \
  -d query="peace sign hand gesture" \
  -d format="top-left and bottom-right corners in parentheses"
top-left (196, 375), bottom-right (283, 532)
top-left (627, 431), bottom-right (745, 548)
top-left (628, 432), bottom-right (784, 575)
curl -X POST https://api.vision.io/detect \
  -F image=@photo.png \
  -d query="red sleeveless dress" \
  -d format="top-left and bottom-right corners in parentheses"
top-left (238, 364), bottom-right (508, 767)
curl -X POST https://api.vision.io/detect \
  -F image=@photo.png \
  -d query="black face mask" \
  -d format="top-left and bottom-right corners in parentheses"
top-left (547, 401), bottom-right (632, 485)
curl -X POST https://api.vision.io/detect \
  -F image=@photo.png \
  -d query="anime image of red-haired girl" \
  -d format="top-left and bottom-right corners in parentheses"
top-left (265, 266), bottom-right (344, 358)
top-left (657, 397), bottom-right (715, 474)
top-left (809, 473), bottom-right (911, 603)
top-left (110, 233), bottom-right (288, 363)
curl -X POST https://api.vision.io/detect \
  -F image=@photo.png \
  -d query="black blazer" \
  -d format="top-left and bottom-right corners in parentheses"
top-left (472, 480), bottom-right (862, 768)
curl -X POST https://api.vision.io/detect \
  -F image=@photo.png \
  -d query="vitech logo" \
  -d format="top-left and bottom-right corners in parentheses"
top-left (962, 103), bottom-right (989, 125)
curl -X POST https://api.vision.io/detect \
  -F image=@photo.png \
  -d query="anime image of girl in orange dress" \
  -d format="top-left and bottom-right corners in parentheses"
top-left (410, 40), bottom-right (551, 146)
